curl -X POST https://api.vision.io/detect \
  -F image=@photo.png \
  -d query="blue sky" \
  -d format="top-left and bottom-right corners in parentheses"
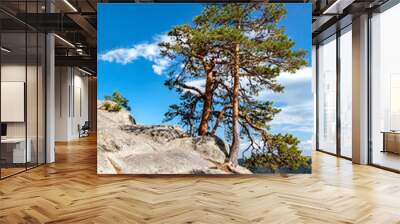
top-left (98, 3), bottom-right (313, 155)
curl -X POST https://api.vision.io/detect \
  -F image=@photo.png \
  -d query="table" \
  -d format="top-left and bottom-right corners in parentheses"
top-left (1, 138), bottom-right (31, 163)
top-left (382, 131), bottom-right (400, 154)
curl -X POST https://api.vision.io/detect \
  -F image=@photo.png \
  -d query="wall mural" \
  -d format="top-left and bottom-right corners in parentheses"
top-left (97, 3), bottom-right (313, 174)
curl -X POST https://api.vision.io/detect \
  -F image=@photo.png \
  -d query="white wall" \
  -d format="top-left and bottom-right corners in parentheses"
top-left (55, 67), bottom-right (89, 141)
top-left (1, 65), bottom-right (26, 132)
top-left (1, 63), bottom-right (47, 164)
top-left (70, 72), bottom-right (89, 138)
top-left (55, 66), bottom-right (69, 141)
top-left (1, 65), bottom-right (38, 138)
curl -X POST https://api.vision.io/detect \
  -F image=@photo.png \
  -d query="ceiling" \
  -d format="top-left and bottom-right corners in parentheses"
top-left (0, 0), bottom-right (97, 75)
top-left (311, 0), bottom-right (390, 43)
top-left (1, 0), bottom-right (393, 74)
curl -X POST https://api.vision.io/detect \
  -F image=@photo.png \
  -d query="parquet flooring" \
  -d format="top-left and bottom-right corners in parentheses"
top-left (1, 135), bottom-right (400, 223)
top-left (0, 167), bottom-right (26, 178)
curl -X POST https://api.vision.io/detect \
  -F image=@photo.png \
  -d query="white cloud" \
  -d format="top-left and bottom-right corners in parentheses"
top-left (152, 58), bottom-right (171, 75)
top-left (183, 79), bottom-right (206, 94)
top-left (99, 34), bottom-right (172, 75)
top-left (276, 67), bottom-right (313, 86)
top-left (299, 139), bottom-right (313, 154)
top-left (261, 67), bottom-right (314, 149)
top-left (271, 102), bottom-right (314, 132)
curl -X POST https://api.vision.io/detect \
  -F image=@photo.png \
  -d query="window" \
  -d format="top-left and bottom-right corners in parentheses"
top-left (339, 26), bottom-right (352, 158)
top-left (0, 1), bottom-right (46, 179)
top-left (318, 35), bottom-right (337, 154)
top-left (370, 3), bottom-right (400, 171)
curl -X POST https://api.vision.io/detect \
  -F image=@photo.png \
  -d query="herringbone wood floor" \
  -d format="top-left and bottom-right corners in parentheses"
top-left (1, 135), bottom-right (400, 224)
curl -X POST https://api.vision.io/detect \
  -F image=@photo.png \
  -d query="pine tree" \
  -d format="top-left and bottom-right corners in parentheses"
top-left (159, 21), bottom-right (226, 136)
top-left (104, 91), bottom-right (131, 111)
top-left (196, 3), bottom-right (307, 164)
top-left (161, 3), bottom-right (309, 169)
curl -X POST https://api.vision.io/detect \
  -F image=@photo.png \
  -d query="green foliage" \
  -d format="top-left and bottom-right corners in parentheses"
top-left (104, 91), bottom-right (131, 111)
top-left (242, 133), bottom-right (311, 172)
top-left (239, 100), bottom-right (281, 131)
top-left (103, 101), bottom-right (111, 111)
top-left (163, 91), bottom-right (203, 136)
top-left (102, 101), bottom-right (122, 112)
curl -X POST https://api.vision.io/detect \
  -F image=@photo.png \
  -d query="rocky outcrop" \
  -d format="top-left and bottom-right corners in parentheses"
top-left (97, 101), bottom-right (252, 174)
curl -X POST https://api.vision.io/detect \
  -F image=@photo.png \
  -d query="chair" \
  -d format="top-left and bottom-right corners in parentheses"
top-left (79, 121), bottom-right (90, 138)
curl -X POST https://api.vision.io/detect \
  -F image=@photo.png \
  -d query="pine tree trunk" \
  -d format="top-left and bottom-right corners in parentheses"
top-left (198, 70), bottom-right (214, 136)
top-left (229, 42), bottom-right (241, 164)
